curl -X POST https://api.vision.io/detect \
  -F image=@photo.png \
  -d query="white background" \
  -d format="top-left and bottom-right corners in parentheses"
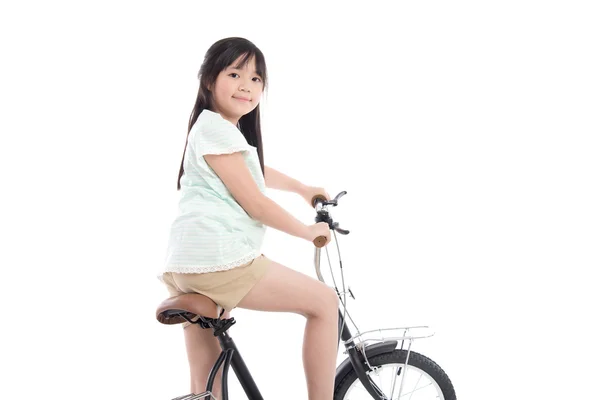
top-left (1, 1), bottom-right (599, 399)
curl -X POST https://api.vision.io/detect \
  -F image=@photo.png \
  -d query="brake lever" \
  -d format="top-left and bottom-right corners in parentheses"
top-left (332, 190), bottom-right (347, 204)
top-left (333, 222), bottom-right (350, 235)
top-left (311, 191), bottom-right (347, 208)
top-left (324, 191), bottom-right (348, 207)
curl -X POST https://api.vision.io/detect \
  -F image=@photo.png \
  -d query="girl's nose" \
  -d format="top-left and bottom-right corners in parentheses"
top-left (239, 77), bottom-right (253, 92)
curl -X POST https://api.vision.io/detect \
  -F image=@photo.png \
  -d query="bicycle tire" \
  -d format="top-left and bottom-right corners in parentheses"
top-left (334, 349), bottom-right (456, 400)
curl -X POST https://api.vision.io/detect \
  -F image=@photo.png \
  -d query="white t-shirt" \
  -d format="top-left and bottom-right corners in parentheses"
top-left (160, 109), bottom-right (266, 276)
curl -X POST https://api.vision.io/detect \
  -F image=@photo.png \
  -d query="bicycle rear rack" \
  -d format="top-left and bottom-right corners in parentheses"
top-left (345, 326), bottom-right (435, 350)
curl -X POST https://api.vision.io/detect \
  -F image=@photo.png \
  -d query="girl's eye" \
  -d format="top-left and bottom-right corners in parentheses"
top-left (228, 72), bottom-right (261, 83)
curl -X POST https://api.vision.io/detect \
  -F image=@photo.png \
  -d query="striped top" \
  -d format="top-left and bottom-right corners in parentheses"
top-left (161, 109), bottom-right (266, 275)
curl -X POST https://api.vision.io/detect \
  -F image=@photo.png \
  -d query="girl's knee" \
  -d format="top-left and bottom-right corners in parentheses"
top-left (327, 288), bottom-right (340, 318)
top-left (325, 287), bottom-right (339, 309)
top-left (307, 285), bottom-right (339, 319)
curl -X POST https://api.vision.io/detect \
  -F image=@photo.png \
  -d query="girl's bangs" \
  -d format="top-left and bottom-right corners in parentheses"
top-left (231, 51), bottom-right (267, 82)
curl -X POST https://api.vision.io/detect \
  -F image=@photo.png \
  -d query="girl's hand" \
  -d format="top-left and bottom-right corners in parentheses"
top-left (300, 185), bottom-right (331, 207)
top-left (305, 222), bottom-right (331, 247)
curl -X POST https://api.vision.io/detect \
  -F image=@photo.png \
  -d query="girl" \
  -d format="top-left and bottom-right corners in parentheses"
top-left (159, 37), bottom-right (339, 400)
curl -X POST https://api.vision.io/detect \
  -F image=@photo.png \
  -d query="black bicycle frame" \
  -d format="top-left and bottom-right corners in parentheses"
top-left (205, 309), bottom-right (386, 400)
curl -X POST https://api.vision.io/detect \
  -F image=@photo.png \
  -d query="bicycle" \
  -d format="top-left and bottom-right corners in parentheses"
top-left (156, 191), bottom-right (457, 400)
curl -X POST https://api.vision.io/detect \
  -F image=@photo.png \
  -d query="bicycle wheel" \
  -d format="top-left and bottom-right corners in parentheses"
top-left (334, 350), bottom-right (456, 400)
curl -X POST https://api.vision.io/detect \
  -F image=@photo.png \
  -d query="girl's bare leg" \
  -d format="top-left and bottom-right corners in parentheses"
top-left (237, 260), bottom-right (339, 400)
top-left (183, 311), bottom-right (231, 398)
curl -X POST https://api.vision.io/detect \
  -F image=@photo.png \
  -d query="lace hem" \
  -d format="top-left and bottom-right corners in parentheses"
top-left (158, 251), bottom-right (260, 278)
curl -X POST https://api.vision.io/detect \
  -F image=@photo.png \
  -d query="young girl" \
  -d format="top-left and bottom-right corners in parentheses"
top-left (159, 37), bottom-right (339, 400)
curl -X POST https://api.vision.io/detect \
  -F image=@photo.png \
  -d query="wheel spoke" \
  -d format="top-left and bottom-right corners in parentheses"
top-left (399, 382), bottom-right (434, 399)
top-left (390, 365), bottom-right (400, 399)
top-left (407, 374), bottom-right (423, 400)
top-left (376, 368), bottom-right (385, 399)
top-left (341, 352), bottom-right (450, 400)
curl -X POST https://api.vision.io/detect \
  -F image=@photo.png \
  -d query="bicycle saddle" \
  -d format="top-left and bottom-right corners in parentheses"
top-left (156, 293), bottom-right (221, 325)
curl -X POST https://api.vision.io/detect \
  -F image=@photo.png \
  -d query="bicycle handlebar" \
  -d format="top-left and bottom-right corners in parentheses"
top-left (310, 194), bottom-right (328, 208)
top-left (310, 191), bottom-right (350, 248)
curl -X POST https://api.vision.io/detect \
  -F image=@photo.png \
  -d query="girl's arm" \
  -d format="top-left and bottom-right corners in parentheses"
top-left (264, 166), bottom-right (307, 194)
top-left (265, 165), bottom-right (330, 206)
top-left (205, 153), bottom-right (312, 240)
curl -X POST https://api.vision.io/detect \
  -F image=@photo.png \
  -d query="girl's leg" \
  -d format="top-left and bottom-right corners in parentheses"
top-left (183, 311), bottom-right (230, 398)
top-left (161, 273), bottom-right (225, 397)
top-left (237, 260), bottom-right (339, 400)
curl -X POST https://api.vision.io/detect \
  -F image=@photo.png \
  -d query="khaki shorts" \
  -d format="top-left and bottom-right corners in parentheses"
top-left (161, 254), bottom-right (271, 328)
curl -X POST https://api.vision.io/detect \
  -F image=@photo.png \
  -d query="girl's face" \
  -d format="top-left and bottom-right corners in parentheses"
top-left (210, 55), bottom-right (264, 125)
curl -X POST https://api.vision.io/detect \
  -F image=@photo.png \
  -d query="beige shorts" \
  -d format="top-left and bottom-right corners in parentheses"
top-left (161, 254), bottom-right (271, 328)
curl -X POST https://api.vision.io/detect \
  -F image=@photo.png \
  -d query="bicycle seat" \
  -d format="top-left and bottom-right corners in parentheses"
top-left (156, 293), bottom-right (220, 325)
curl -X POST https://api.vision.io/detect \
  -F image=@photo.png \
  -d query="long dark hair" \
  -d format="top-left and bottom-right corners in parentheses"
top-left (177, 37), bottom-right (268, 190)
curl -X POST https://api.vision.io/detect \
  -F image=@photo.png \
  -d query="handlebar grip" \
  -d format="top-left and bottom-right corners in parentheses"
top-left (311, 194), bottom-right (328, 207)
top-left (312, 194), bottom-right (329, 247)
top-left (313, 235), bottom-right (328, 248)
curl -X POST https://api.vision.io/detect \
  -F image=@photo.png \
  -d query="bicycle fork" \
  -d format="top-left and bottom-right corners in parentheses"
top-left (339, 312), bottom-right (388, 400)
